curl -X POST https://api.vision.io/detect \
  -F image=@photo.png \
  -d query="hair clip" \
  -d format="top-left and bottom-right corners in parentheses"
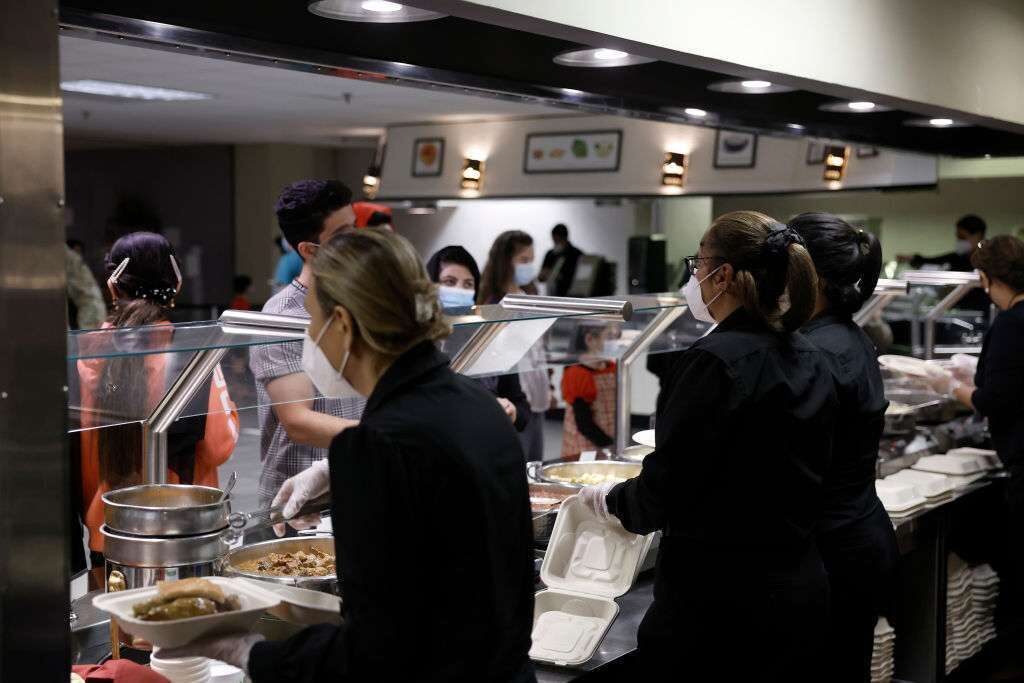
top-left (169, 254), bottom-right (183, 290)
top-left (110, 257), bottom-right (130, 283)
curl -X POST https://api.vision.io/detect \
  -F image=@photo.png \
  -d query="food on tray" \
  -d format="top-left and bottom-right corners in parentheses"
top-left (132, 578), bottom-right (241, 621)
top-left (549, 472), bottom-right (627, 486)
top-left (886, 402), bottom-right (912, 415)
top-left (236, 547), bottom-right (336, 577)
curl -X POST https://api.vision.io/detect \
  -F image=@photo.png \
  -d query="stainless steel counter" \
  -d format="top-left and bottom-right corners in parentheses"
top-left (534, 577), bottom-right (653, 683)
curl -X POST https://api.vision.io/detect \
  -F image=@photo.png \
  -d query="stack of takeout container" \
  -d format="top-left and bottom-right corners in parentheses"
top-left (870, 617), bottom-right (895, 683)
top-left (883, 469), bottom-right (956, 504)
top-left (529, 495), bottom-right (653, 667)
top-left (913, 449), bottom-right (1000, 490)
top-left (945, 555), bottom-right (999, 674)
top-left (875, 479), bottom-right (928, 519)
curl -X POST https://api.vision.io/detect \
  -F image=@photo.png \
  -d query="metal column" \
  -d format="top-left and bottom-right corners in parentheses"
top-left (0, 0), bottom-right (69, 676)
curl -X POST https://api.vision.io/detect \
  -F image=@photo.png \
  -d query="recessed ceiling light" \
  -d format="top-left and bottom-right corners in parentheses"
top-left (904, 117), bottom-right (969, 128)
top-left (308, 0), bottom-right (445, 23)
top-left (560, 88), bottom-right (585, 96)
top-left (786, 123), bottom-right (806, 131)
top-left (60, 80), bottom-right (211, 101)
top-left (707, 79), bottom-right (796, 94)
top-left (818, 100), bottom-right (893, 113)
top-left (683, 108), bottom-right (707, 118)
top-left (553, 48), bottom-right (656, 68)
top-left (984, 154), bottom-right (992, 159)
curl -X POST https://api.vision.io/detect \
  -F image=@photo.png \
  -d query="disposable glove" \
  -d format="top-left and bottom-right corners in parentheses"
top-left (271, 458), bottom-right (330, 536)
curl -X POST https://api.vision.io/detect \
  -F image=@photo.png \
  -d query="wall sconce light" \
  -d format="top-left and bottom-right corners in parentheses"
top-left (362, 165), bottom-right (381, 199)
top-left (460, 158), bottom-right (484, 191)
top-left (661, 152), bottom-right (687, 187)
top-left (823, 145), bottom-right (849, 181)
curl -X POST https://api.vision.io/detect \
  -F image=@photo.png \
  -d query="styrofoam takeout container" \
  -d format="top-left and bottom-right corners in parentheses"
top-left (885, 469), bottom-right (957, 499)
top-left (530, 495), bottom-right (653, 666)
top-left (92, 577), bottom-right (280, 649)
top-left (875, 480), bottom-right (928, 512)
top-left (913, 455), bottom-right (984, 476)
top-left (240, 578), bottom-right (342, 625)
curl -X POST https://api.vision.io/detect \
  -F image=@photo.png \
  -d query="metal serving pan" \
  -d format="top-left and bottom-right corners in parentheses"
top-left (103, 484), bottom-right (229, 537)
top-left (528, 460), bottom-right (641, 488)
top-left (886, 389), bottom-right (960, 424)
top-left (528, 482), bottom-right (578, 547)
top-left (223, 536), bottom-right (338, 594)
top-left (101, 525), bottom-right (230, 568)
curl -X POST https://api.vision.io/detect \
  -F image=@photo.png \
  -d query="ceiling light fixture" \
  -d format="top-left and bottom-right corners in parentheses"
top-left (362, 165), bottom-right (381, 199)
top-left (707, 80), bottom-right (796, 94)
top-left (308, 0), bottom-right (445, 23)
top-left (553, 48), bottom-right (656, 68)
top-left (823, 145), bottom-right (850, 181)
top-left (661, 152), bottom-right (688, 187)
top-left (929, 118), bottom-right (954, 127)
top-left (60, 80), bottom-right (211, 101)
top-left (786, 123), bottom-right (806, 131)
top-left (560, 88), bottom-right (585, 96)
top-left (904, 117), bottom-right (969, 129)
top-left (460, 158), bottom-right (484, 191)
top-left (683, 107), bottom-right (707, 118)
top-left (818, 100), bottom-right (892, 113)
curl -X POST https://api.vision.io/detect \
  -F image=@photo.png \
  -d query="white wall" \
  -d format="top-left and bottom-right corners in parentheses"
top-left (380, 115), bottom-right (937, 199)
top-left (394, 198), bottom-right (637, 294)
top-left (422, 0), bottom-right (1024, 129)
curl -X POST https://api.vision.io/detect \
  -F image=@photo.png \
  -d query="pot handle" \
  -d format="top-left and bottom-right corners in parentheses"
top-left (526, 460), bottom-right (543, 482)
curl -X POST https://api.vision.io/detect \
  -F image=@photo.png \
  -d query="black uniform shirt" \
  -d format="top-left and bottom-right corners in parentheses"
top-left (607, 307), bottom-right (837, 552)
top-left (802, 312), bottom-right (888, 532)
top-left (249, 342), bottom-right (535, 683)
top-left (973, 300), bottom-right (1024, 467)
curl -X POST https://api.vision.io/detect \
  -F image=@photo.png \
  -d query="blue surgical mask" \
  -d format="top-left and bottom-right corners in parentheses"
top-left (438, 285), bottom-right (475, 311)
top-left (514, 262), bottom-right (538, 286)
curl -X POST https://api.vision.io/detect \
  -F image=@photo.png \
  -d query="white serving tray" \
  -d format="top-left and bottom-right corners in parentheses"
top-left (92, 577), bottom-right (280, 649)
top-left (530, 495), bottom-right (652, 667)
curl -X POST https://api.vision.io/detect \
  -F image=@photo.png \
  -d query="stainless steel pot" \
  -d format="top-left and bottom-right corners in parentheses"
top-left (528, 482), bottom-right (577, 547)
top-left (103, 484), bottom-right (230, 536)
top-left (223, 536), bottom-right (338, 594)
top-left (101, 525), bottom-right (230, 568)
top-left (527, 460), bottom-right (641, 488)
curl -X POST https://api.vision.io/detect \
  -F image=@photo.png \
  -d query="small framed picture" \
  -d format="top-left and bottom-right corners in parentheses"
top-left (412, 138), bottom-right (444, 177)
top-left (856, 145), bottom-right (879, 158)
top-left (806, 142), bottom-right (825, 165)
top-left (523, 130), bottom-right (622, 173)
top-left (713, 130), bottom-right (757, 169)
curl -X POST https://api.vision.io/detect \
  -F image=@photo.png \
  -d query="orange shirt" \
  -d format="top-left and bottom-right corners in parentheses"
top-left (77, 322), bottom-right (239, 552)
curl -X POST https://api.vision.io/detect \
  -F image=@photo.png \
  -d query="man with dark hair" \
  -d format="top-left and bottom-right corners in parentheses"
top-left (249, 180), bottom-right (364, 509)
top-left (903, 214), bottom-right (989, 310)
top-left (539, 223), bottom-right (583, 297)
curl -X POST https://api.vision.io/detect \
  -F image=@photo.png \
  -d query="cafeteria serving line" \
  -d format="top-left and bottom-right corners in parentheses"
top-left (5, 1), bottom-right (1024, 682)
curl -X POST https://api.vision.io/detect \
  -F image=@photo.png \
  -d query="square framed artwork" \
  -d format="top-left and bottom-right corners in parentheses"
top-left (412, 137), bottom-right (445, 177)
top-left (523, 130), bottom-right (622, 173)
top-left (713, 130), bottom-right (758, 169)
top-left (806, 142), bottom-right (825, 165)
top-left (856, 145), bottom-right (879, 158)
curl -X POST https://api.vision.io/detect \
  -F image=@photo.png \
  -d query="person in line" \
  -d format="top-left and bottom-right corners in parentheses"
top-left (249, 180), bottom-right (364, 509)
top-left (901, 214), bottom-right (989, 310)
top-left (790, 213), bottom-right (900, 682)
top-left (539, 223), bottom-right (583, 297)
top-left (165, 229), bottom-right (537, 683)
top-left (229, 274), bottom-right (253, 311)
top-left (480, 230), bottom-right (550, 461)
top-left (77, 232), bottom-right (238, 561)
top-left (426, 245), bottom-right (530, 431)
top-left (940, 234), bottom-right (1024, 638)
top-left (580, 211), bottom-right (837, 681)
top-left (560, 322), bottom-right (616, 460)
top-left (66, 243), bottom-right (107, 330)
top-left (272, 236), bottom-right (303, 293)
top-left (353, 201), bottom-right (394, 231)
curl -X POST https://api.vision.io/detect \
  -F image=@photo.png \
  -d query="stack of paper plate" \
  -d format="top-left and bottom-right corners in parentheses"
top-left (870, 617), bottom-right (895, 683)
top-left (945, 555), bottom-right (999, 674)
top-left (876, 480), bottom-right (928, 518)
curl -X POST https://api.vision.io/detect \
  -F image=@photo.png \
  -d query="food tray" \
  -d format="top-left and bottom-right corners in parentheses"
top-left (92, 577), bottom-right (280, 649)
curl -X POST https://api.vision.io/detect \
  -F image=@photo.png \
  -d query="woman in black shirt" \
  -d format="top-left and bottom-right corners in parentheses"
top-left (582, 211), bottom-right (837, 682)
top-left (790, 213), bottom-right (899, 682)
top-left (945, 235), bottom-right (1024, 629)
top-left (166, 230), bottom-right (536, 682)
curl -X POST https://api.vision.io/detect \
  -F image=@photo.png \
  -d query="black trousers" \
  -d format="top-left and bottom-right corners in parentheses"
top-left (817, 505), bottom-right (900, 683)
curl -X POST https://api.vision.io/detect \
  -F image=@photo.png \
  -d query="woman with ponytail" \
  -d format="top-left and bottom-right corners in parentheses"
top-left (578, 211), bottom-right (837, 681)
top-left (77, 232), bottom-right (239, 560)
top-left (789, 213), bottom-right (898, 682)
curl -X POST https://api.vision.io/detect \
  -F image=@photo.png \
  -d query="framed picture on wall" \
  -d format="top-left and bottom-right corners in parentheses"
top-left (523, 130), bottom-right (622, 173)
top-left (412, 138), bottom-right (444, 177)
top-left (857, 145), bottom-right (879, 158)
top-left (713, 130), bottom-right (757, 169)
top-left (806, 142), bottom-right (825, 164)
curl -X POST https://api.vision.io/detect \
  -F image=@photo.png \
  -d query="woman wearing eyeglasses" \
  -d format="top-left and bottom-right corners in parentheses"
top-left (580, 211), bottom-right (837, 681)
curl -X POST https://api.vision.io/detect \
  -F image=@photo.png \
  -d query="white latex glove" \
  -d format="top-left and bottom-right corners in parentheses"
top-left (950, 353), bottom-right (979, 383)
top-left (496, 397), bottom-right (517, 424)
top-left (271, 458), bottom-right (330, 537)
top-left (578, 482), bottom-right (616, 523)
top-left (156, 633), bottom-right (264, 674)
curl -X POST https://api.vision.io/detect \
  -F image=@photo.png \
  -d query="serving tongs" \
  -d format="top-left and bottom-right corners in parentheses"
top-left (226, 493), bottom-right (333, 542)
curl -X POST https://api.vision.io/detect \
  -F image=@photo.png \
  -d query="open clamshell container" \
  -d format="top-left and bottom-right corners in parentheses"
top-left (530, 495), bottom-right (653, 667)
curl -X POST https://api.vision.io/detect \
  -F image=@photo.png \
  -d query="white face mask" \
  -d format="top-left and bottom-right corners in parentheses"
top-left (301, 317), bottom-right (363, 399)
top-left (514, 262), bottom-right (538, 286)
top-left (954, 239), bottom-right (974, 256)
top-left (681, 264), bottom-right (723, 324)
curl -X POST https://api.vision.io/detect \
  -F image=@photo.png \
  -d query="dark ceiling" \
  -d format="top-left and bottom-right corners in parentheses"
top-left (60, 0), bottom-right (1024, 157)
